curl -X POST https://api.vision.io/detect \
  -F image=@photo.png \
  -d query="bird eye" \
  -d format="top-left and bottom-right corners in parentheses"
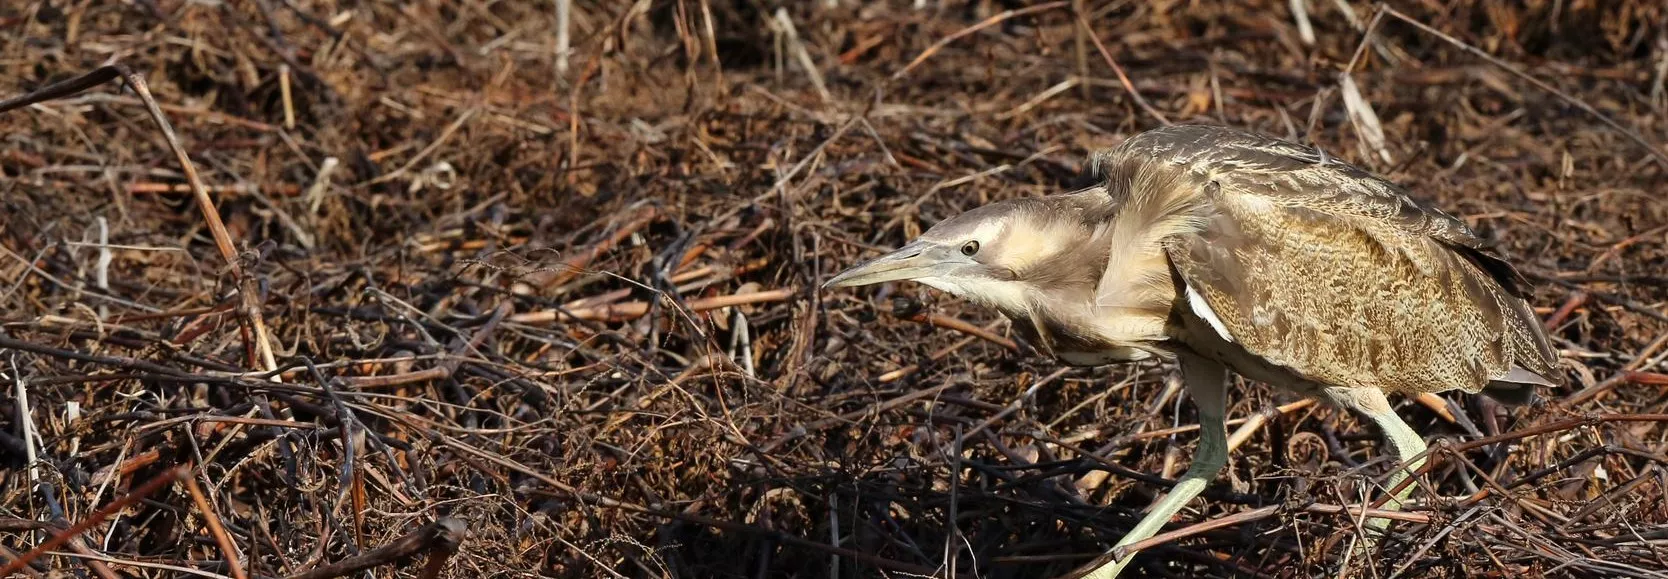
top-left (960, 241), bottom-right (980, 256)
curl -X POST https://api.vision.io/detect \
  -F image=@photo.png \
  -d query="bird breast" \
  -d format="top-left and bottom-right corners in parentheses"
top-left (1005, 294), bottom-right (1172, 367)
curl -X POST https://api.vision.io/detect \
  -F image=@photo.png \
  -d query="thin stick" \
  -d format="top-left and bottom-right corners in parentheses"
top-left (698, 0), bottom-right (721, 80)
top-left (123, 67), bottom-right (283, 377)
top-left (1413, 392), bottom-right (1457, 423)
top-left (1372, 413), bottom-right (1668, 509)
top-left (280, 518), bottom-right (467, 579)
top-left (341, 367), bottom-right (451, 388)
top-left (37, 551), bottom-right (232, 579)
top-left (906, 313), bottom-right (1018, 351)
top-left (127, 182), bottom-right (292, 195)
top-left (1289, 0), bottom-right (1315, 45)
top-left (540, 205), bottom-right (659, 290)
top-left (0, 65), bottom-right (285, 376)
top-left (874, 320), bottom-right (1009, 382)
top-left (509, 288), bottom-right (796, 324)
top-left (278, 63), bottom-right (295, 130)
top-left (9, 357), bottom-right (41, 507)
top-left (1342, 7), bottom-right (1387, 74)
top-left (181, 473), bottom-right (248, 579)
top-left (891, 2), bottom-right (1070, 81)
top-left (1072, 0), bottom-right (1088, 99)
top-left (0, 65), bottom-right (124, 111)
top-left (1225, 404), bottom-right (1272, 453)
top-left (773, 8), bottom-right (829, 102)
top-left (1109, 399), bottom-right (1318, 442)
top-left (1110, 502), bottom-right (1430, 561)
top-left (94, 217), bottom-right (110, 320)
top-left (1543, 291), bottom-right (1588, 330)
top-left (554, 0), bottom-right (571, 77)
top-left (1, 66), bottom-right (281, 375)
top-left (363, 106), bottom-right (478, 186)
top-left (758, 116), bottom-right (860, 203)
top-left (114, 72), bottom-right (246, 282)
top-left (0, 466), bottom-right (188, 577)
top-left (1076, 11), bottom-right (1171, 126)
top-left (1381, 7), bottom-right (1668, 168)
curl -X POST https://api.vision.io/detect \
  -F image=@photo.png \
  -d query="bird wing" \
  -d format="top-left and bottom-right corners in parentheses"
top-left (1150, 126), bottom-right (1559, 396)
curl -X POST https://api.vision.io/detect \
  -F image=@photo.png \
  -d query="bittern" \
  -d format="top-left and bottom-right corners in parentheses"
top-left (824, 124), bottom-right (1560, 578)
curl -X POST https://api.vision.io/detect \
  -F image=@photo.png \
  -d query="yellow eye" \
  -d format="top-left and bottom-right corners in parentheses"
top-left (960, 241), bottom-right (980, 256)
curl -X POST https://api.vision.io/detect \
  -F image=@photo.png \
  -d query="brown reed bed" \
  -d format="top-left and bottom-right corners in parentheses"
top-left (1, 1), bottom-right (1666, 577)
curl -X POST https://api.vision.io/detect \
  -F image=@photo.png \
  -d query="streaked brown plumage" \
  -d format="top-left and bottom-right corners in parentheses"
top-left (1121, 126), bottom-right (1557, 399)
top-left (824, 124), bottom-right (1562, 578)
top-left (1084, 125), bottom-right (1557, 398)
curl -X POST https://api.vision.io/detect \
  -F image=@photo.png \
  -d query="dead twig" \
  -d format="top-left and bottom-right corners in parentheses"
top-left (537, 205), bottom-right (660, 291)
top-left (1373, 413), bottom-right (1668, 510)
top-left (509, 288), bottom-right (795, 324)
top-left (180, 472), bottom-right (248, 579)
top-left (891, 2), bottom-right (1070, 82)
top-left (0, 466), bottom-right (188, 577)
top-left (0, 64), bottom-right (281, 375)
top-left (906, 312), bottom-right (1019, 351)
top-left (280, 518), bottom-right (467, 579)
top-left (1105, 501), bottom-right (1432, 563)
top-left (1381, 6), bottom-right (1668, 168)
top-left (1075, 11), bottom-right (1171, 126)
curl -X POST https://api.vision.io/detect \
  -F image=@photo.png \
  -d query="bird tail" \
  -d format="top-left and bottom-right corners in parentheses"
top-left (1481, 366), bottom-right (1555, 406)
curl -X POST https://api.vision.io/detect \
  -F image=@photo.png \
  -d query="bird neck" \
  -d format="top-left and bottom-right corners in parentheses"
top-left (1004, 237), bottom-right (1177, 361)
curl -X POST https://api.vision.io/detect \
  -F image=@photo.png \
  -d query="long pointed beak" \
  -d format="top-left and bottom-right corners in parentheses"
top-left (823, 241), bottom-right (941, 289)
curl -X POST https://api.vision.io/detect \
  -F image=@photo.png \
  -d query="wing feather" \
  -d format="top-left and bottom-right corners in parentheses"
top-left (1106, 125), bottom-right (1561, 396)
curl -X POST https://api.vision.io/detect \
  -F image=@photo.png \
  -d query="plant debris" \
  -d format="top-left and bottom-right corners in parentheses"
top-left (2, 1), bottom-right (1666, 578)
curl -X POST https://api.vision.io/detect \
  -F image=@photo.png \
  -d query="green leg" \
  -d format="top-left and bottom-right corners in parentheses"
top-left (1081, 353), bottom-right (1228, 579)
top-left (1325, 387), bottom-right (1428, 538)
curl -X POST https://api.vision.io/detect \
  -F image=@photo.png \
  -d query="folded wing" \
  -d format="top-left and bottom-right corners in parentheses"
top-left (1139, 126), bottom-right (1559, 397)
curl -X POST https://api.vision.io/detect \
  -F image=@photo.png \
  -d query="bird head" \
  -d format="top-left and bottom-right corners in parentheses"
top-left (824, 198), bottom-right (1079, 313)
